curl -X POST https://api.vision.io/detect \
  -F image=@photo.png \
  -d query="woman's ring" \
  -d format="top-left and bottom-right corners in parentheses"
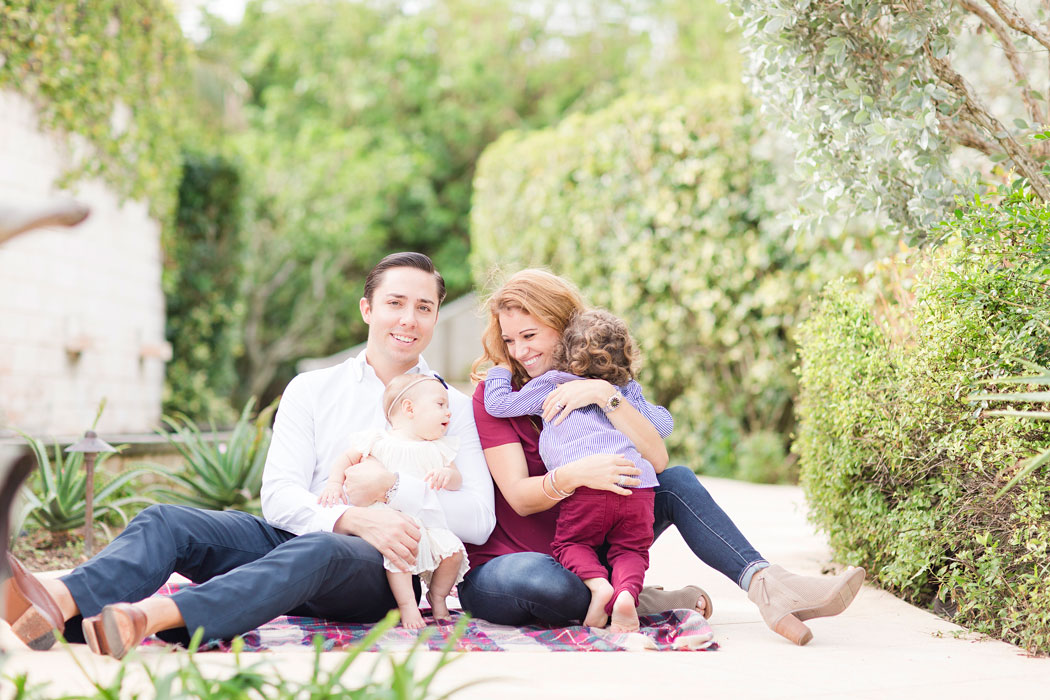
top-left (555, 402), bottom-right (565, 410)
top-left (617, 475), bottom-right (627, 487)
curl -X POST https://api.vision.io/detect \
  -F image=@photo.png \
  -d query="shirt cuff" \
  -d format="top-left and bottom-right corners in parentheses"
top-left (388, 472), bottom-right (426, 518)
top-left (313, 504), bottom-right (349, 533)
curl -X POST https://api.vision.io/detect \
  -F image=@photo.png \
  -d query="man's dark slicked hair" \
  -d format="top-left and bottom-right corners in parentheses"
top-left (363, 252), bottom-right (446, 305)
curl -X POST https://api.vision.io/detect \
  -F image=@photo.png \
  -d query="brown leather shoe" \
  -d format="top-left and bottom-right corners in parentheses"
top-left (95, 603), bottom-right (148, 660)
top-left (81, 614), bottom-right (109, 656)
top-left (2, 554), bottom-right (65, 650)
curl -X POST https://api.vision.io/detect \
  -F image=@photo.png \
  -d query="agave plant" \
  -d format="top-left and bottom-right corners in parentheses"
top-left (155, 397), bottom-right (279, 512)
top-left (18, 432), bottom-right (164, 538)
top-left (969, 360), bottom-right (1050, 497)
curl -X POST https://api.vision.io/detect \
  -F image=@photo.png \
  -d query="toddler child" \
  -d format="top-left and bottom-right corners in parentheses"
top-left (484, 309), bottom-right (672, 633)
top-left (320, 374), bottom-right (468, 628)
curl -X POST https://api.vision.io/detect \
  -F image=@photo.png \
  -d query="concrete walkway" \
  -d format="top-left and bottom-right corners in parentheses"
top-left (3, 477), bottom-right (1049, 698)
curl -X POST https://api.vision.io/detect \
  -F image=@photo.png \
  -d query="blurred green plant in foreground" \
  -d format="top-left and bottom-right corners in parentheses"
top-left (4, 612), bottom-right (480, 700)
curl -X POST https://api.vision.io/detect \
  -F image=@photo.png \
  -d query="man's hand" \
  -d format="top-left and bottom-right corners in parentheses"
top-left (334, 507), bottom-right (421, 572)
top-left (342, 456), bottom-right (396, 507)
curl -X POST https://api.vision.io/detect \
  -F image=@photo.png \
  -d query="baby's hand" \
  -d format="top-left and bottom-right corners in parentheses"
top-left (318, 483), bottom-right (347, 507)
top-left (424, 467), bottom-right (455, 491)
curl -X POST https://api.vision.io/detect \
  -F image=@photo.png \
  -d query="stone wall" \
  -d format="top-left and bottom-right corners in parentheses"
top-left (0, 90), bottom-right (169, 438)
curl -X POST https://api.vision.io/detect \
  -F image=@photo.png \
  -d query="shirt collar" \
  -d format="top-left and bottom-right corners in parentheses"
top-left (346, 348), bottom-right (432, 383)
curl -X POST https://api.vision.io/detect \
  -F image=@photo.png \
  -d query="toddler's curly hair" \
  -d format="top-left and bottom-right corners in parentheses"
top-left (553, 309), bottom-right (638, 387)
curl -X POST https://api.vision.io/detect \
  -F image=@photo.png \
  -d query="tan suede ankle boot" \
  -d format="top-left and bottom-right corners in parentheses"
top-left (747, 565), bottom-right (865, 646)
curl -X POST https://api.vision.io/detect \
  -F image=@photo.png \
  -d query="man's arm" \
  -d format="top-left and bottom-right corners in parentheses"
top-left (261, 373), bottom-right (350, 535)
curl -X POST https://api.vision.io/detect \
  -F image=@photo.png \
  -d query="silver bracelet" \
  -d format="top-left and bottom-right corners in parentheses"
top-left (383, 473), bottom-right (400, 503)
top-left (549, 469), bottom-right (574, 498)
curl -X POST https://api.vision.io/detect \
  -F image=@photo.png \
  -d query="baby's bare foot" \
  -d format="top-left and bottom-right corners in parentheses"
top-left (399, 605), bottom-right (426, 630)
top-left (609, 590), bottom-right (639, 633)
top-left (583, 578), bottom-right (614, 628)
top-left (427, 592), bottom-right (452, 621)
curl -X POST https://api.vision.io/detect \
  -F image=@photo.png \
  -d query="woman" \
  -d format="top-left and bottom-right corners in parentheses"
top-left (458, 269), bottom-right (864, 645)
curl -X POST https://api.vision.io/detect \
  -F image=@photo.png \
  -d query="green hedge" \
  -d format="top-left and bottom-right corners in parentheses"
top-left (796, 198), bottom-right (1050, 652)
top-left (470, 87), bottom-right (888, 480)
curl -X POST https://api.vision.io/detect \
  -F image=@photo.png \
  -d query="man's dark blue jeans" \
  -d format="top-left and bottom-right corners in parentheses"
top-left (59, 504), bottom-right (415, 645)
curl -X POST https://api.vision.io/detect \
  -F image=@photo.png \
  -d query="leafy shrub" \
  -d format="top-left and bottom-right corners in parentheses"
top-left (795, 197), bottom-right (1050, 652)
top-left (155, 398), bottom-right (278, 513)
top-left (470, 86), bottom-right (890, 480)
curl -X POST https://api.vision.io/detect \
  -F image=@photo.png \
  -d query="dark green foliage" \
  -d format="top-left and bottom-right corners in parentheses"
top-left (795, 197), bottom-right (1050, 652)
top-left (471, 87), bottom-right (890, 481)
top-left (154, 398), bottom-right (278, 513)
top-left (164, 152), bottom-right (244, 423)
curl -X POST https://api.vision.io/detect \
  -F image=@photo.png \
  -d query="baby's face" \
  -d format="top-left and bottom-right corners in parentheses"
top-left (407, 381), bottom-right (451, 440)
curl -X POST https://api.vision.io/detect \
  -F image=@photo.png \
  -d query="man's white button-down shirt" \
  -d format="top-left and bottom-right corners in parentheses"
top-left (260, 350), bottom-right (496, 544)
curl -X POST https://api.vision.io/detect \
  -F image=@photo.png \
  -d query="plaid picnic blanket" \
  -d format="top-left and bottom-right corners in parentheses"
top-left (143, 581), bottom-right (717, 652)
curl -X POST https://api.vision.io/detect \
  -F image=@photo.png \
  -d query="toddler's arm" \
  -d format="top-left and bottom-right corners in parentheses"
top-left (483, 367), bottom-right (553, 418)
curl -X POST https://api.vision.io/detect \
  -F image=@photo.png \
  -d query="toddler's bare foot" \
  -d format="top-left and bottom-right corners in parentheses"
top-left (582, 578), bottom-right (614, 628)
top-left (398, 605), bottom-right (426, 630)
top-left (426, 591), bottom-right (452, 622)
top-left (610, 590), bottom-right (639, 633)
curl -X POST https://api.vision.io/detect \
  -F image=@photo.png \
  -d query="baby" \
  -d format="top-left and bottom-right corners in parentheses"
top-left (320, 374), bottom-right (468, 628)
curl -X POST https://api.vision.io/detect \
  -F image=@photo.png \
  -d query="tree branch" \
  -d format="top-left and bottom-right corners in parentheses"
top-left (983, 0), bottom-right (1050, 52)
top-left (937, 115), bottom-right (998, 156)
top-left (960, 0), bottom-right (1046, 126)
top-left (924, 44), bottom-right (1050, 201)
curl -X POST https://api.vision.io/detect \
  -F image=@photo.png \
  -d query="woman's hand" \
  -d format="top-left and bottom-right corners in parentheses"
top-left (542, 379), bottom-right (615, 425)
top-left (558, 453), bottom-right (641, 496)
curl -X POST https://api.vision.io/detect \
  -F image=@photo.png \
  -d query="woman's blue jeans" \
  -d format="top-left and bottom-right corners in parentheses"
top-left (457, 466), bottom-right (768, 626)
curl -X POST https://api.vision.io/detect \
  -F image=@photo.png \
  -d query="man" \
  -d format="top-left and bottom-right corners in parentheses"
top-left (2, 252), bottom-right (495, 657)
